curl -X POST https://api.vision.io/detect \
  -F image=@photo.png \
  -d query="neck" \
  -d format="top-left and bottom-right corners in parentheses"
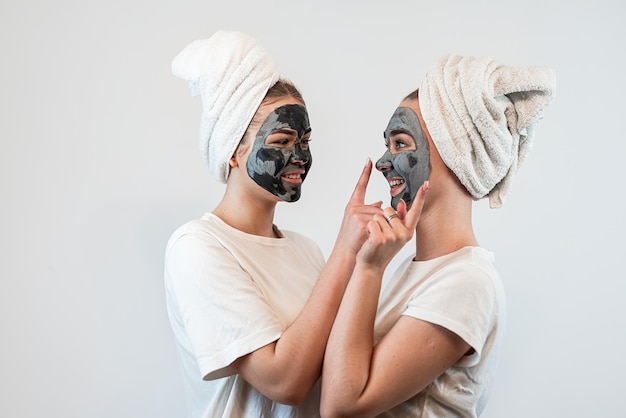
top-left (413, 188), bottom-right (478, 261)
top-left (212, 180), bottom-right (279, 238)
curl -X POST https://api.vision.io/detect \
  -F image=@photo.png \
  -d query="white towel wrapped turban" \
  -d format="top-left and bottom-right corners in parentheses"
top-left (172, 30), bottom-right (281, 183)
top-left (418, 54), bottom-right (556, 208)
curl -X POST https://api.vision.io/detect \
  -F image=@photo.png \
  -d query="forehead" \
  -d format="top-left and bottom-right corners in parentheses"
top-left (385, 106), bottom-right (421, 133)
top-left (254, 101), bottom-right (310, 142)
top-left (256, 96), bottom-right (306, 121)
top-left (259, 104), bottom-right (309, 131)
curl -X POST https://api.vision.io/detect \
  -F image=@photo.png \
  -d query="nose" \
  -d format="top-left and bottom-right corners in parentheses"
top-left (290, 145), bottom-right (309, 165)
top-left (375, 152), bottom-right (392, 172)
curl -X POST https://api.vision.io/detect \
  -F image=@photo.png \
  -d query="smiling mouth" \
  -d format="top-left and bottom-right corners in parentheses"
top-left (281, 171), bottom-right (304, 184)
top-left (388, 178), bottom-right (406, 197)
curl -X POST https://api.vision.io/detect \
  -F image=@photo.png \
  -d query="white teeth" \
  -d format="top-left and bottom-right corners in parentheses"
top-left (283, 173), bottom-right (301, 179)
top-left (388, 179), bottom-right (405, 187)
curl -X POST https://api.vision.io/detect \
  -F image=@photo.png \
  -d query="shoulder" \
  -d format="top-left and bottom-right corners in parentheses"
top-left (166, 213), bottom-right (235, 249)
top-left (435, 247), bottom-right (501, 291)
top-left (165, 215), bottom-right (231, 263)
top-left (402, 248), bottom-right (504, 357)
top-left (404, 247), bottom-right (504, 314)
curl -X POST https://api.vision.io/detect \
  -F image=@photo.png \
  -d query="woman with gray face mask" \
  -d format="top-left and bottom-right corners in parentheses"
top-left (164, 30), bottom-right (383, 418)
top-left (321, 54), bottom-right (555, 418)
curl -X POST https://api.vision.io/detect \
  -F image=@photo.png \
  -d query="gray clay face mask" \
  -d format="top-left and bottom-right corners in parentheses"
top-left (246, 104), bottom-right (312, 202)
top-left (376, 106), bottom-right (431, 210)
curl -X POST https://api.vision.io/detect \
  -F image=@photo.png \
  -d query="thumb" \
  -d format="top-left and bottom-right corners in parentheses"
top-left (404, 181), bottom-right (429, 230)
top-left (396, 199), bottom-right (407, 220)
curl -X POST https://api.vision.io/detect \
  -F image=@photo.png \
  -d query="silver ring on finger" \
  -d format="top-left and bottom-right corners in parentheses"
top-left (385, 213), bottom-right (399, 223)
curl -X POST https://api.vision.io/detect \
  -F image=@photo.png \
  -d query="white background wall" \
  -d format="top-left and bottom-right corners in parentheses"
top-left (1, 1), bottom-right (624, 417)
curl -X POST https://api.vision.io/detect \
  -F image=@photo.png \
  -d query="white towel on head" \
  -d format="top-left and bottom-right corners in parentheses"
top-left (419, 54), bottom-right (556, 208)
top-left (172, 30), bottom-right (281, 183)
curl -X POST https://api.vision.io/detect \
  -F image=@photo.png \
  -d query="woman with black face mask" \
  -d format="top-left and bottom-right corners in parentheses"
top-left (321, 54), bottom-right (555, 418)
top-left (164, 30), bottom-right (383, 418)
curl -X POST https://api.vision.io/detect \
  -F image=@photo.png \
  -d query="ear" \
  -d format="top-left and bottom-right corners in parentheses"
top-left (229, 154), bottom-right (238, 168)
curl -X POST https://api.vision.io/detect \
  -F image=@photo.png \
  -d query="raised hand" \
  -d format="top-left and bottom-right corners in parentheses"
top-left (357, 181), bottom-right (429, 268)
top-left (333, 159), bottom-right (385, 257)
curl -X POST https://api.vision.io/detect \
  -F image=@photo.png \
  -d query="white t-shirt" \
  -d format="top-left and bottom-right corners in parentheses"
top-left (374, 246), bottom-right (506, 418)
top-left (164, 213), bottom-right (326, 418)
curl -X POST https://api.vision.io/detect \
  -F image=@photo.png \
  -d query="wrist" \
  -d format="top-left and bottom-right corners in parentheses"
top-left (327, 249), bottom-right (357, 271)
top-left (330, 242), bottom-right (359, 260)
top-left (354, 260), bottom-right (386, 279)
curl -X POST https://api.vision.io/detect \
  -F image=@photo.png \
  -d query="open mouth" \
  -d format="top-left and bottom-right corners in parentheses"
top-left (281, 171), bottom-right (304, 184)
top-left (388, 177), bottom-right (406, 197)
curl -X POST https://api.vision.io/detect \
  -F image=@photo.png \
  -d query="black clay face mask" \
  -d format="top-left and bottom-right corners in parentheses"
top-left (376, 106), bottom-right (431, 210)
top-left (246, 104), bottom-right (312, 202)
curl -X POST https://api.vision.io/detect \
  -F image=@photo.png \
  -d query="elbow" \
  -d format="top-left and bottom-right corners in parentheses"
top-left (320, 384), bottom-right (344, 417)
top-left (265, 380), bottom-right (313, 406)
top-left (320, 397), bottom-right (333, 418)
top-left (320, 408), bottom-right (354, 418)
top-left (320, 404), bottom-right (338, 418)
top-left (321, 395), bottom-right (370, 418)
top-left (321, 410), bottom-right (367, 418)
top-left (274, 390), bottom-right (307, 407)
top-left (233, 356), bottom-right (316, 406)
top-left (320, 399), bottom-right (353, 418)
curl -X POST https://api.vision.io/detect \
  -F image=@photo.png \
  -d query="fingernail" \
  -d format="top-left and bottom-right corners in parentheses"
top-left (364, 157), bottom-right (371, 167)
top-left (423, 181), bottom-right (429, 192)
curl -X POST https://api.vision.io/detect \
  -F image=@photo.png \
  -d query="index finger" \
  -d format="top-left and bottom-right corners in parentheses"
top-left (404, 181), bottom-right (429, 230)
top-left (349, 158), bottom-right (373, 204)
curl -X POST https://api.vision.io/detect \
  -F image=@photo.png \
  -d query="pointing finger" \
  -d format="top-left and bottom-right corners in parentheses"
top-left (349, 158), bottom-right (373, 204)
top-left (349, 158), bottom-right (373, 203)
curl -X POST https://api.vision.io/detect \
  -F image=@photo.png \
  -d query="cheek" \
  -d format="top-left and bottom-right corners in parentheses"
top-left (392, 152), bottom-right (418, 176)
top-left (394, 150), bottom-right (431, 187)
top-left (252, 147), bottom-right (289, 175)
top-left (300, 147), bottom-right (312, 161)
top-left (301, 148), bottom-right (313, 169)
top-left (303, 152), bottom-right (312, 168)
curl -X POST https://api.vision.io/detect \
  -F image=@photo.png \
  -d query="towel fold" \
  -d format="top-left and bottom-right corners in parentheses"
top-left (172, 30), bottom-right (280, 183)
top-left (419, 54), bottom-right (556, 208)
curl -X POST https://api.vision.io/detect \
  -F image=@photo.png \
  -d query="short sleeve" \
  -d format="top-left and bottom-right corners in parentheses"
top-left (165, 231), bottom-right (284, 380)
top-left (403, 264), bottom-right (497, 362)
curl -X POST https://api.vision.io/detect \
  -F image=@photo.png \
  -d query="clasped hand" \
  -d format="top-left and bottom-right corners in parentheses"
top-left (336, 160), bottom-right (428, 268)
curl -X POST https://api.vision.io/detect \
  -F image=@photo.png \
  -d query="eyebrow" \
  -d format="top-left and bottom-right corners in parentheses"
top-left (388, 128), bottom-right (414, 138)
top-left (269, 128), bottom-right (298, 135)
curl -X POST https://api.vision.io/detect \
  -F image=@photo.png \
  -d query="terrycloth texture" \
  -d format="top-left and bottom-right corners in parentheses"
top-left (172, 30), bottom-right (281, 183)
top-left (419, 54), bottom-right (556, 208)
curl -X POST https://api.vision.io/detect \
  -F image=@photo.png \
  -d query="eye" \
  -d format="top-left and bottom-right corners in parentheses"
top-left (298, 131), bottom-right (312, 148)
top-left (395, 140), bottom-right (407, 150)
top-left (266, 134), bottom-right (293, 147)
top-left (389, 132), bottom-right (416, 153)
top-left (266, 129), bottom-right (299, 147)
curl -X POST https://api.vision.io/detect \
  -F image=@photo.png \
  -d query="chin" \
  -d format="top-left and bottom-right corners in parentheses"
top-left (391, 192), bottom-right (414, 210)
top-left (279, 192), bottom-right (301, 203)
